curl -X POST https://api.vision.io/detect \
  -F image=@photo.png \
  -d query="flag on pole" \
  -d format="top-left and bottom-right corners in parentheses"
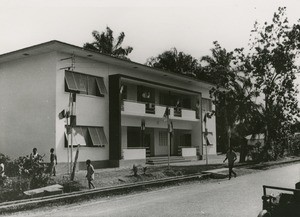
top-left (141, 119), bottom-right (145, 131)
top-left (206, 136), bottom-right (211, 146)
top-left (58, 110), bottom-right (66, 119)
top-left (119, 85), bottom-right (124, 94)
top-left (169, 121), bottom-right (173, 134)
top-left (163, 107), bottom-right (170, 121)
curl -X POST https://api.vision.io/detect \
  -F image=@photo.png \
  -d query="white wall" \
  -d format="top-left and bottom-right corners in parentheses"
top-left (0, 53), bottom-right (57, 160)
top-left (122, 148), bottom-right (146, 160)
top-left (55, 53), bottom-right (110, 163)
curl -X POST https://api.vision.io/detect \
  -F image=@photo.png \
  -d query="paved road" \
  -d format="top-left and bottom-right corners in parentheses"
top-left (6, 163), bottom-right (300, 217)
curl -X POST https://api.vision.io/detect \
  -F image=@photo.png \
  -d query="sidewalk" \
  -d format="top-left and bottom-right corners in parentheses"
top-left (1, 155), bottom-right (300, 214)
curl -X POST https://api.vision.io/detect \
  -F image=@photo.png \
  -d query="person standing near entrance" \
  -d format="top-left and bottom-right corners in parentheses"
top-left (223, 148), bottom-right (237, 180)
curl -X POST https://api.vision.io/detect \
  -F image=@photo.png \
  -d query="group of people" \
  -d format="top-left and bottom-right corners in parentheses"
top-left (29, 148), bottom-right (95, 189)
top-left (2, 147), bottom-right (236, 190)
top-left (29, 147), bottom-right (57, 176)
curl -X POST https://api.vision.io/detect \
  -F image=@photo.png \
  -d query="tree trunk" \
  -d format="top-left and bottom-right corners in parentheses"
top-left (239, 139), bottom-right (247, 163)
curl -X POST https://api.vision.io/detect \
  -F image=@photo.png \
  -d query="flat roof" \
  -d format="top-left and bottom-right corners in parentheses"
top-left (0, 40), bottom-right (217, 89)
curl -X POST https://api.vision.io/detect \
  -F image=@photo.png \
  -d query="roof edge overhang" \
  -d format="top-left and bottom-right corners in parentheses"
top-left (0, 40), bottom-right (219, 90)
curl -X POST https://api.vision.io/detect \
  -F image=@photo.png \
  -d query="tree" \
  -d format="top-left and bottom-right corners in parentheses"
top-left (247, 7), bottom-right (300, 160)
top-left (201, 41), bottom-right (235, 85)
top-left (83, 26), bottom-right (133, 60)
top-left (202, 42), bottom-right (262, 161)
top-left (146, 48), bottom-right (200, 78)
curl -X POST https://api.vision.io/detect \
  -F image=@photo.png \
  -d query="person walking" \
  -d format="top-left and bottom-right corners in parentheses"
top-left (223, 148), bottom-right (237, 180)
top-left (86, 159), bottom-right (95, 189)
top-left (49, 148), bottom-right (57, 176)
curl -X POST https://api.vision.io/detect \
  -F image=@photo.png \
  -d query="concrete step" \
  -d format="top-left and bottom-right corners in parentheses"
top-left (146, 156), bottom-right (191, 165)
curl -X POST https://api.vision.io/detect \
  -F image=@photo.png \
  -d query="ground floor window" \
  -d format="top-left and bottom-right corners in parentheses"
top-left (65, 126), bottom-right (107, 147)
top-left (127, 127), bottom-right (141, 147)
top-left (180, 134), bottom-right (191, 147)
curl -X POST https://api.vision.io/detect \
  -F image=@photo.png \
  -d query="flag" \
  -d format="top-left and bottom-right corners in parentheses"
top-left (169, 121), bottom-right (173, 134)
top-left (163, 107), bottom-right (170, 120)
top-left (175, 100), bottom-right (180, 108)
top-left (119, 85), bottom-right (124, 94)
top-left (206, 137), bottom-right (211, 146)
top-left (141, 119), bottom-right (145, 131)
top-left (58, 110), bottom-right (66, 119)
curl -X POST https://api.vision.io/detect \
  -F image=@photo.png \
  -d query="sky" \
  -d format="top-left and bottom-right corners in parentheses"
top-left (0, 0), bottom-right (300, 64)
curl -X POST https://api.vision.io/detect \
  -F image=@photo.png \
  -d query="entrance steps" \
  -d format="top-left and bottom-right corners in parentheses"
top-left (146, 156), bottom-right (191, 165)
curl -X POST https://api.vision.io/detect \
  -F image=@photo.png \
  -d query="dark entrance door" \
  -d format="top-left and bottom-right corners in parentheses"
top-left (144, 129), bottom-right (154, 157)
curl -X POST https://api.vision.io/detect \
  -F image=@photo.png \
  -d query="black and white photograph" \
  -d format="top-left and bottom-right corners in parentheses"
top-left (1, 0), bottom-right (300, 216)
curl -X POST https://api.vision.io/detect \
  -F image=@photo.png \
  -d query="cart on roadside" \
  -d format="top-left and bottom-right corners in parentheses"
top-left (258, 184), bottom-right (300, 217)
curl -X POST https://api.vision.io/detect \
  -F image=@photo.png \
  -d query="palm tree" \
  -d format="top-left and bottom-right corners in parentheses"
top-left (83, 26), bottom-right (133, 60)
top-left (200, 41), bottom-right (235, 85)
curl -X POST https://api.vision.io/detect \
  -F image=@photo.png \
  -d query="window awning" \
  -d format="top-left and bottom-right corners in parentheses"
top-left (73, 73), bottom-right (87, 93)
top-left (65, 71), bottom-right (78, 92)
top-left (88, 127), bottom-right (108, 147)
top-left (65, 71), bottom-right (107, 95)
top-left (96, 77), bottom-right (107, 95)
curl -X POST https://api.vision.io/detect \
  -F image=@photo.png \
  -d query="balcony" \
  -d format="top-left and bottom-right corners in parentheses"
top-left (121, 100), bottom-right (199, 121)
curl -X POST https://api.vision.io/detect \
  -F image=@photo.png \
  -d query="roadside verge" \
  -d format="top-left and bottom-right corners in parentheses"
top-left (1, 157), bottom-right (300, 214)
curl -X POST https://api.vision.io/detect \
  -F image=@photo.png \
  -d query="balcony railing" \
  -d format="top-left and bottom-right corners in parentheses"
top-left (122, 100), bottom-right (199, 121)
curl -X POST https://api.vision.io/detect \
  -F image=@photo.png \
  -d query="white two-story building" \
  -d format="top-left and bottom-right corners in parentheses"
top-left (0, 41), bottom-right (217, 171)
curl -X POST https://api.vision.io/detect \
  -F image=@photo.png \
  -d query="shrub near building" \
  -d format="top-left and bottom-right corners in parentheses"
top-left (0, 153), bottom-right (52, 202)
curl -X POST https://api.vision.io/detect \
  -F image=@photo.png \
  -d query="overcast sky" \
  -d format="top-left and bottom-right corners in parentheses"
top-left (0, 0), bottom-right (300, 64)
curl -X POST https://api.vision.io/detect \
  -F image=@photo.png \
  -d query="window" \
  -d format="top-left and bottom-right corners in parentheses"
top-left (65, 71), bottom-right (107, 97)
top-left (65, 126), bottom-right (107, 147)
top-left (127, 127), bottom-right (141, 147)
top-left (180, 134), bottom-right (191, 147)
top-left (137, 86), bottom-right (155, 103)
top-left (202, 98), bottom-right (212, 112)
top-left (88, 127), bottom-right (108, 147)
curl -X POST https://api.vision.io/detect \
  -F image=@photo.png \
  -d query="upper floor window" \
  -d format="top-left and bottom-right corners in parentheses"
top-left (202, 98), bottom-right (212, 112)
top-left (137, 85), bottom-right (155, 103)
top-left (65, 70), bottom-right (107, 97)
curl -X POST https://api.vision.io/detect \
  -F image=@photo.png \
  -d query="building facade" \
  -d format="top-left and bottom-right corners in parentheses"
top-left (0, 41), bottom-right (217, 171)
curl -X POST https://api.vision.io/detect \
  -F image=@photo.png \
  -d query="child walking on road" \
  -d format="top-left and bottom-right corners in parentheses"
top-left (86, 159), bottom-right (95, 189)
top-left (223, 148), bottom-right (237, 180)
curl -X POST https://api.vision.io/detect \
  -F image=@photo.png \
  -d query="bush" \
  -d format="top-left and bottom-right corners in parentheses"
top-left (0, 153), bottom-right (51, 189)
top-left (61, 180), bottom-right (83, 193)
top-left (287, 136), bottom-right (300, 156)
top-left (132, 165), bottom-right (138, 177)
top-left (0, 153), bottom-right (10, 165)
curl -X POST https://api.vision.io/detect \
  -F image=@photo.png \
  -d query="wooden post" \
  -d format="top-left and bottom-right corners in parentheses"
top-left (167, 120), bottom-right (170, 170)
top-left (71, 145), bottom-right (80, 181)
